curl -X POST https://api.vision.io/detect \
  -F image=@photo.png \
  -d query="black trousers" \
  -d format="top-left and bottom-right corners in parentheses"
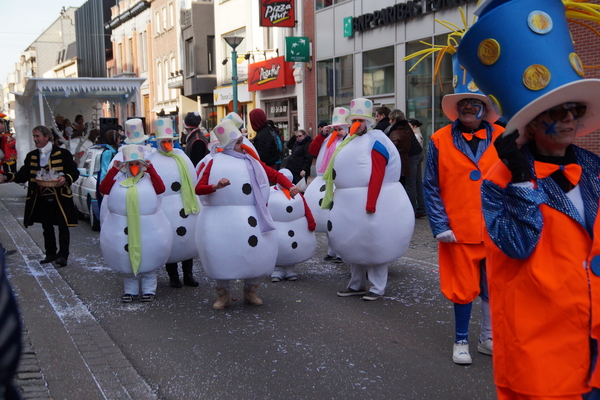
top-left (41, 220), bottom-right (70, 259)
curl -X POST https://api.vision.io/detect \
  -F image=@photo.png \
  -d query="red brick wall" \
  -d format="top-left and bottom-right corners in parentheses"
top-left (569, 0), bottom-right (600, 153)
top-left (304, 0), bottom-right (317, 137)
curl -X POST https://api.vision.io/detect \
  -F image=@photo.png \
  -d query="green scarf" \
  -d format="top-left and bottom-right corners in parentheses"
top-left (121, 173), bottom-right (143, 275)
top-left (159, 151), bottom-right (201, 215)
top-left (321, 134), bottom-right (358, 210)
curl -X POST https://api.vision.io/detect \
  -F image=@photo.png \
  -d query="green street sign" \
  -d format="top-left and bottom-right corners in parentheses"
top-left (285, 36), bottom-right (310, 62)
top-left (343, 16), bottom-right (354, 37)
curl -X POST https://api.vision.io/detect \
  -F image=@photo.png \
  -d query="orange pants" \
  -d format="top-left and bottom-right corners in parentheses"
top-left (497, 386), bottom-right (590, 400)
top-left (438, 242), bottom-right (486, 304)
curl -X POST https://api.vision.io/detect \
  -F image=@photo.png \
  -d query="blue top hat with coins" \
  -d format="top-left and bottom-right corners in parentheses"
top-left (457, 0), bottom-right (600, 142)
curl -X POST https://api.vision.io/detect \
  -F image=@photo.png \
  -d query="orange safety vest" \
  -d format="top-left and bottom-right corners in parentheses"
top-left (431, 124), bottom-right (503, 243)
top-left (484, 161), bottom-right (600, 396)
top-left (431, 124), bottom-right (503, 303)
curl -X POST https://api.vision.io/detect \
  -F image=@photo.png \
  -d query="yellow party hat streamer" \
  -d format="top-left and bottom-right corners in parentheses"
top-left (402, 7), bottom-right (472, 85)
top-left (564, 0), bottom-right (600, 68)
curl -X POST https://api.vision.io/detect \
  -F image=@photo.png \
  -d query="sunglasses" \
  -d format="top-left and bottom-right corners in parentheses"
top-left (457, 99), bottom-right (485, 107)
top-left (538, 102), bottom-right (587, 121)
top-left (295, 134), bottom-right (304, 138)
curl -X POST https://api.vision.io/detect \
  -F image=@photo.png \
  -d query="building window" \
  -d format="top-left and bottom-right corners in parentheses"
top-left (363, 46), bottom-right (394, 96)
top-left (170, 56), bottom-right (177, 99)
top-left (335, 55), bottom-right (353, 108)
top-left (157, 62), bottom-right (162, 102)
top-left (128, 38), bottom-right (134, 72)
top-left (317, 59), bottom-right (333, 123)
top-left (317, 55), bottom-right (354, 124)
top-left (207, 36), bottom-right (215, 74)
top-left (316, 0), bottom-right (333, 11)
top-left (185, 38), bottom-right (194, 77)
top-left (405, 34), bottom-right (453, 153)
top-left (140, 31), bottom-right (148, 72)
top-left (162, 7), bottom-right (168, 32)
top-left (155, 11), bottom-right (161, 35)
top-left (117, 43), bottom-right (123, 74)
top-left (164, 57), bottom-right (170, 101)
top-left (168, 3), bottom-right (174, 28)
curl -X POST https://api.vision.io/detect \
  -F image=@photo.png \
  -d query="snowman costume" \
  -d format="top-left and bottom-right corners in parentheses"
top-left (322, 98), bottom-right (415, 299)
top-left (305, 107), bottom-right (349, 260)
top-left (195, 119), bottom-right (298, 309)
top-left (100, 118), bottom-right (154, 226)
top-left (269, 169), bottom-right (316, 281)
top-left (99, 145), bottom-right (173, 301)
top-left (147, 118), bottom-right (201, 288)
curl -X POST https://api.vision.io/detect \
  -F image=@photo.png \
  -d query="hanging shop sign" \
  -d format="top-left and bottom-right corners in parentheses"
top-left (260, 0), bottom-right (295, 28)
top-left (213, 84), bottom-right (252, 106)
top-left (344, 0), bottom-right (470, 37)
top-left (248, 56), bottom-right (295, 92)
top-left (285, 36), bottom-right (310, 62)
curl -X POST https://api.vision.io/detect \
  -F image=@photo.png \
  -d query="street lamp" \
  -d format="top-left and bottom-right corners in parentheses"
top-left (224, 36), bottom-right (245, 116)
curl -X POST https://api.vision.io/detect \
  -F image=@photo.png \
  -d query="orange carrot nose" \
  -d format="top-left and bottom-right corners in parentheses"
top-left (130, 164), bottom-right (140, 176)
top-left (241, 144), bottom-right (260, 161)
top-left (163, 141), bottom-right (173, 152)
top-left (349, 120), bottom-right (362, 136)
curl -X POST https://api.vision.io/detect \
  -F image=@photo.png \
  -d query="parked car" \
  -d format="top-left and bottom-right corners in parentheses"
top-left (72, 145), bottom-right (106, 231)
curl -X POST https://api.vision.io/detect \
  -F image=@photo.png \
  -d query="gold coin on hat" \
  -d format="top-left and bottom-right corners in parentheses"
top-left (487, 94), bottom-right (503, 116)
top-left (569, 53), bottom-right (585, 77)
top-left (528, 11), bottom-right (553, 34)
top-left (523, 64), bottom-right (551, 91)
top-left (478, 39), bottom-right (501, 66)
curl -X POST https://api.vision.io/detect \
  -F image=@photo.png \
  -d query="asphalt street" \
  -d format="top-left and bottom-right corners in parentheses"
top-left (0, 181), bottom-right (497, 400)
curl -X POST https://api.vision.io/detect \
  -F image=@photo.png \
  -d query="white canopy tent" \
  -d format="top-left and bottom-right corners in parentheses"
top-left (12, 77), bottom-right (146, 167)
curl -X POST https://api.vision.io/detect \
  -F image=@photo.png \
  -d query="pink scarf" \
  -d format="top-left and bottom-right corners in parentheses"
top-left (318, 136), bottom-right (341, 174)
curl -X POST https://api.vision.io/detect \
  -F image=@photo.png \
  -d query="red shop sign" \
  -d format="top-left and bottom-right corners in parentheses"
top-left (260, 0), bottom-right (295, 28)
top-left (248, 56), bottom-right (295, 92)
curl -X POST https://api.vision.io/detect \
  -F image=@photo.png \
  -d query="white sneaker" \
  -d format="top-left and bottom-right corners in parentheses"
top-left (478, 338), bottom-right (493, 355)
top-left (452, 340), bottom-right (472, 365)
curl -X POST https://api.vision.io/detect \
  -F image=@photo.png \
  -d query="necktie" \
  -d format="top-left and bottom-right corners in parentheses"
top-left (462, 130), bottom-right (487, 141)
top-left (534, 161), bottom-right (582, 187)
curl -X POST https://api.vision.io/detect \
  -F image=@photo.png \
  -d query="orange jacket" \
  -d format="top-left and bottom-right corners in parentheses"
top-left (483, 150), bottom-right (600, 395)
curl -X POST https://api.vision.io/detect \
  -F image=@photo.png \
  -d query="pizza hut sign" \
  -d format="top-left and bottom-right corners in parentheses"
top-left (260, 0), bottom-right (295, 28)
top-left (248, 56), bottom-right (295, 92)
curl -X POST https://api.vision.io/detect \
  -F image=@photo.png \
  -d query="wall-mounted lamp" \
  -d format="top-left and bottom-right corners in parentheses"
top-left (244, 53), bottom-right (251, 60)
top-left (222, 59), bottom-right (228, 65)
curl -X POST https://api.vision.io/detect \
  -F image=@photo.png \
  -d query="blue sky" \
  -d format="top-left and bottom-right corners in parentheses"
top-left (0, 0), bottom-right (86, 85)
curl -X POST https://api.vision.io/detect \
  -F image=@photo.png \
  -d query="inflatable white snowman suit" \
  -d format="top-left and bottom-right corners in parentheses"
top-left (322, 98), bottom-right (414, 266)
top-left (100, 144), bottom-right (173, 275)
top-left (100, 118), bottom-right (154, 226)
top-left (269, 168), bottom-right (316, 266)
top-left (147, 118), bottom-right (200, 265)
top-left (195, 119), bottom-right (279, 280)
top-left (304, 107), bottom-right (349, 233)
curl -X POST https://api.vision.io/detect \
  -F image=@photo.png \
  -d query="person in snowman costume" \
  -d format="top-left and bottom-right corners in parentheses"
top-left (195, 119), bottom-right (299, 310)
top-left (99, 145), bottom-right (173, 303)
top-left (321, 98), bottom-right (415, 301)
top-left (305, 107), bottom-right (349, 263)
top-left (100, 118), bottom-right (154, 226)
top-left (195, 112), bottom-right (250, 180)
top-left (269, 168), bottom-right (317, 282)
top-left (147, 118), bottom-right (201, 288)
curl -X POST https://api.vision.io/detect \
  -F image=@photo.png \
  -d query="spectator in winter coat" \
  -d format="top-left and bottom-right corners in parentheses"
top-left (285, 129), bottom-right (313, 185)
top-left (250, 109), bottom-right (280, 169)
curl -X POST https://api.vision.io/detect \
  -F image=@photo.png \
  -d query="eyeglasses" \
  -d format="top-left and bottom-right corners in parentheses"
top-left (295, 134), bottom-right (304, 138)
top-left (457, 99), bottom-right (485, 107)
top-left (537, 102), bottom-right (587, 121)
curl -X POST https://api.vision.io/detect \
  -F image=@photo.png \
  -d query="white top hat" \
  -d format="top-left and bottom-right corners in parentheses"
top-left (346, 98), bottom-right (376, 126)
top-left (212, 119), bottom-right (244, 149)
top-left (154, 118), bottom-right (175, 140)
top-left (121, 144), bottom-right (147, 164)
top-left (330, 107), bottom-right (351, 127)
top-left (221, 112), bottom-right (245, 130)
top-left (124, 118), bottom-right (149, 144)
